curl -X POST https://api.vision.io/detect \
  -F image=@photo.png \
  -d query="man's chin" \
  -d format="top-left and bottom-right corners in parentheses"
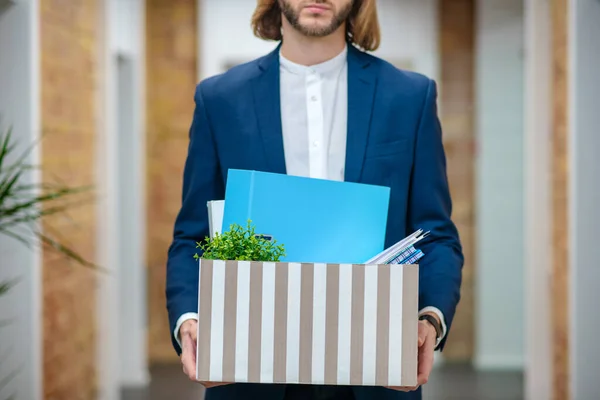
top-left (297, 22), bottom-right (335, 36)
top-left (298, 16), bottom-right (331, 26)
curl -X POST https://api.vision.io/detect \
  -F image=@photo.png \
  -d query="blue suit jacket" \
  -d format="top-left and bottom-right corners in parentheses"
top-left (166, 43), bottom-right (464, 400)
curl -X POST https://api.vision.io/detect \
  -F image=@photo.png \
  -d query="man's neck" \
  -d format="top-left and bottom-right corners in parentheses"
top-left (280, 23), bottom-right (347, 66)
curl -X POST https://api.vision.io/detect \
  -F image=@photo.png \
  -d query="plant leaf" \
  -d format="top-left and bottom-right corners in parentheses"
top-left (0, 226), bottom-right (105, 273)
top-left (0, 185), bottom-right (94, 220)
top-left (0, 278), bottom-right (18, 297)
top-left (35, 231), bottom-right (105, 272)
top-left (0, 126), bottom-right (16, 170)
top-left (197, 220), bottom-right (285, 262)
top-left (0, 227), bottom-right (33, 249)
top-left (0, 126), bottom-right (99, 271)
top-left (0, 195), bottom-right (94, 231)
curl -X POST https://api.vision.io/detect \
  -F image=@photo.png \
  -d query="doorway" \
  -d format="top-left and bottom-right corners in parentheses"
top-left (474, 0), bottom-right (525, 370)
top-left (96, 1), bottom-right (148, 398)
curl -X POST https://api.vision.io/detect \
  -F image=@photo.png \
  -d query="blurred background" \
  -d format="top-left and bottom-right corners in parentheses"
top-left (0, 0), bottom-right (598, 399)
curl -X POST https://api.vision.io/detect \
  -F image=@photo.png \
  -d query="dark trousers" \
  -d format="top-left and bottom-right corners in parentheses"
top-left (284, 385), bottom-right (355, 400)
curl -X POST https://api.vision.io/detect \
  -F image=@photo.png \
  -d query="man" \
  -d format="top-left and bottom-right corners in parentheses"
top-left (166, 0), bottom-right (464, 399)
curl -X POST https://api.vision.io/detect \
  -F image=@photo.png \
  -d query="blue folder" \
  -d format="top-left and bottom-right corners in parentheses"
top-left (221, 169), bottom-right (391, 264)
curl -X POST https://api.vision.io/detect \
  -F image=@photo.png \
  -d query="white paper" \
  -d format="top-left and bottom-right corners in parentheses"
top-left (207, 200), bottom-right (224, 238)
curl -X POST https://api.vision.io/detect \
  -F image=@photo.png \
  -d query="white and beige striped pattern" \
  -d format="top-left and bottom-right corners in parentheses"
top-left (196, 260), bottom-right (419, 387)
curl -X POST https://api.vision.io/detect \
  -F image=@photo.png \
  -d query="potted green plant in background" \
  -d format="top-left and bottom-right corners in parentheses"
top-left (0, 127), bottom-right (98, 274)
top-left (195, 219), bottom-right (286, 262)
top-left (0, 125), bottom-right (97, 395)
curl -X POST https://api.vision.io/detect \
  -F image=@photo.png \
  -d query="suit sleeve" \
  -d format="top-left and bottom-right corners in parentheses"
top-left (408, 79), bottom-right (464, 351)
top-left (166, 83), bottom-right (224, 355)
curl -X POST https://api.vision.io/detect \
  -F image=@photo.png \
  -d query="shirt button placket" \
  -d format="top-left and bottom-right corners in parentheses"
top-left (306, 71), bottom-right (324, 178)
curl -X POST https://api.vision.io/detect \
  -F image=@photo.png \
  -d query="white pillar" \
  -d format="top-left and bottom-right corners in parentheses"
top-left (568, 0), bottom-right (600, 398)
top-left (97, 0), bottom-right (149, 398)
top-left (523, 0), bottom-right (552, 398)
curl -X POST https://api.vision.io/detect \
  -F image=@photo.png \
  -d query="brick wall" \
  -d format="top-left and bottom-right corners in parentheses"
top-left (437, 0), bottom-right (476, 361)
top-left (551, 0), bottom-right (570, 397)
top-left (146, 0), bottom-right (199, 362)
top-left (40, 0), bottom-right (100, 398)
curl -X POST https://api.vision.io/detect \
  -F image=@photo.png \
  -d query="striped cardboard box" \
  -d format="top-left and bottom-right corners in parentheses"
top-left (196, 260), bottom-right (419, 387)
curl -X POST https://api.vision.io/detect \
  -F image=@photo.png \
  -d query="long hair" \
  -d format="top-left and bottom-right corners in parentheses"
top-left (251, 0), bottom-right (381, 51)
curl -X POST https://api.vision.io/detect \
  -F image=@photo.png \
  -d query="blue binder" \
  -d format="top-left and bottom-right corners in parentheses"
top-left (221, 169), bottom-right (390, 264)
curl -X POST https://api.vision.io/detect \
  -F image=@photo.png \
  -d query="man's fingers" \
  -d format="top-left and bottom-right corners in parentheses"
top-left (181, 354), bottom-right (195, 380)
top-left (418, 321), bottom-right (428, 347)
top-left (417, 330), bottom-right (435, 385)
top-left (181, 334), bottom-right (197, 381)
top-left (182, 333), bottom-right (196, 360)
top-left (187, 332), bottom-right (198, 357)
top-left (200, 381), bottom-right (231, 388)
top-left (181, 325), bottom-right (229, 387)
top-left (182, 357), bottom-right (196, 380)
top-left (386, 322), bottom-right (435, 392)
top-left (181, 356), bottom-right (196, 380)
top-left (386, 386), bottom-right (418, 392)
top-left (188, 324), bottom-right (198, 342)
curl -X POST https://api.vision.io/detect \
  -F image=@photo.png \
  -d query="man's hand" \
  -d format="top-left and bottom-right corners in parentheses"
top-left (386, 317), bottom-right (438, 392)
top-left (179, 319), bottom-right (230, 388)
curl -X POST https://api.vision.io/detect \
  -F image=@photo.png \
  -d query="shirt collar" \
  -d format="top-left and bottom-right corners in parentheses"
top-left (279, 44), bottom-right (347, 76)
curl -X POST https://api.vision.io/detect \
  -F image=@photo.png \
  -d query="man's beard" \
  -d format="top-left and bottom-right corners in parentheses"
top-left (279, 0), bottom-right (353, 37)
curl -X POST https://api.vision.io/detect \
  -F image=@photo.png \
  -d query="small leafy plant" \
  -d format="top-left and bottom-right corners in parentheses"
top-left (195, 220), bottom-right (286, 262)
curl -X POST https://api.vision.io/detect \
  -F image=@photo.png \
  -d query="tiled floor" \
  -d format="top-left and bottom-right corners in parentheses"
top-left (122, 363), bottom-right (523, 400)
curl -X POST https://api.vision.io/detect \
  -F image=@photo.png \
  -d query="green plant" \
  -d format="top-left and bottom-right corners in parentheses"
top-left (0, 126), bottom-right (97, 270)
top-left (0, 125), bottom-right (98, 397)
top-left (195, 220), bottom-right (286, 262)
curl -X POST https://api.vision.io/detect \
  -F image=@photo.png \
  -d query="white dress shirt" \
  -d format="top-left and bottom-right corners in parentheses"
top-left (279, 43), bottom-right (348, 181)
top-left (174, 45), bottom-right (447, 348)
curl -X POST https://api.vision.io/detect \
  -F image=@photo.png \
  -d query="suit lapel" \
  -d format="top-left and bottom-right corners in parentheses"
top-left (251, 46), bottom-right (287, 174)
top-left (250, 44), bottom-right (376, 179)
top-left (345, 45), bottom-right (377, 183)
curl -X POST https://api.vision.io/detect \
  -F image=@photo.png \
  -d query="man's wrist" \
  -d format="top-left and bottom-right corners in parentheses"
top-left (419, 313), bottom-right (442, 340)
top-left (421, 311), bottom-right (441, 327)
top-left (418, 307), bottom-right (447, 349)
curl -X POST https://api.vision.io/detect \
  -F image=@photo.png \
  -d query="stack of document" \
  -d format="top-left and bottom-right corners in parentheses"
top-left (207, 199), bottom-right (224, 238)
top-left (209, 195), bottom-right (428, 266)
top-left (208, 170), bottom-right (430, 265)
top-left (364, 229), bottom-right (429, 265)
top-left (219, 169), bottom-right (391, 264)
